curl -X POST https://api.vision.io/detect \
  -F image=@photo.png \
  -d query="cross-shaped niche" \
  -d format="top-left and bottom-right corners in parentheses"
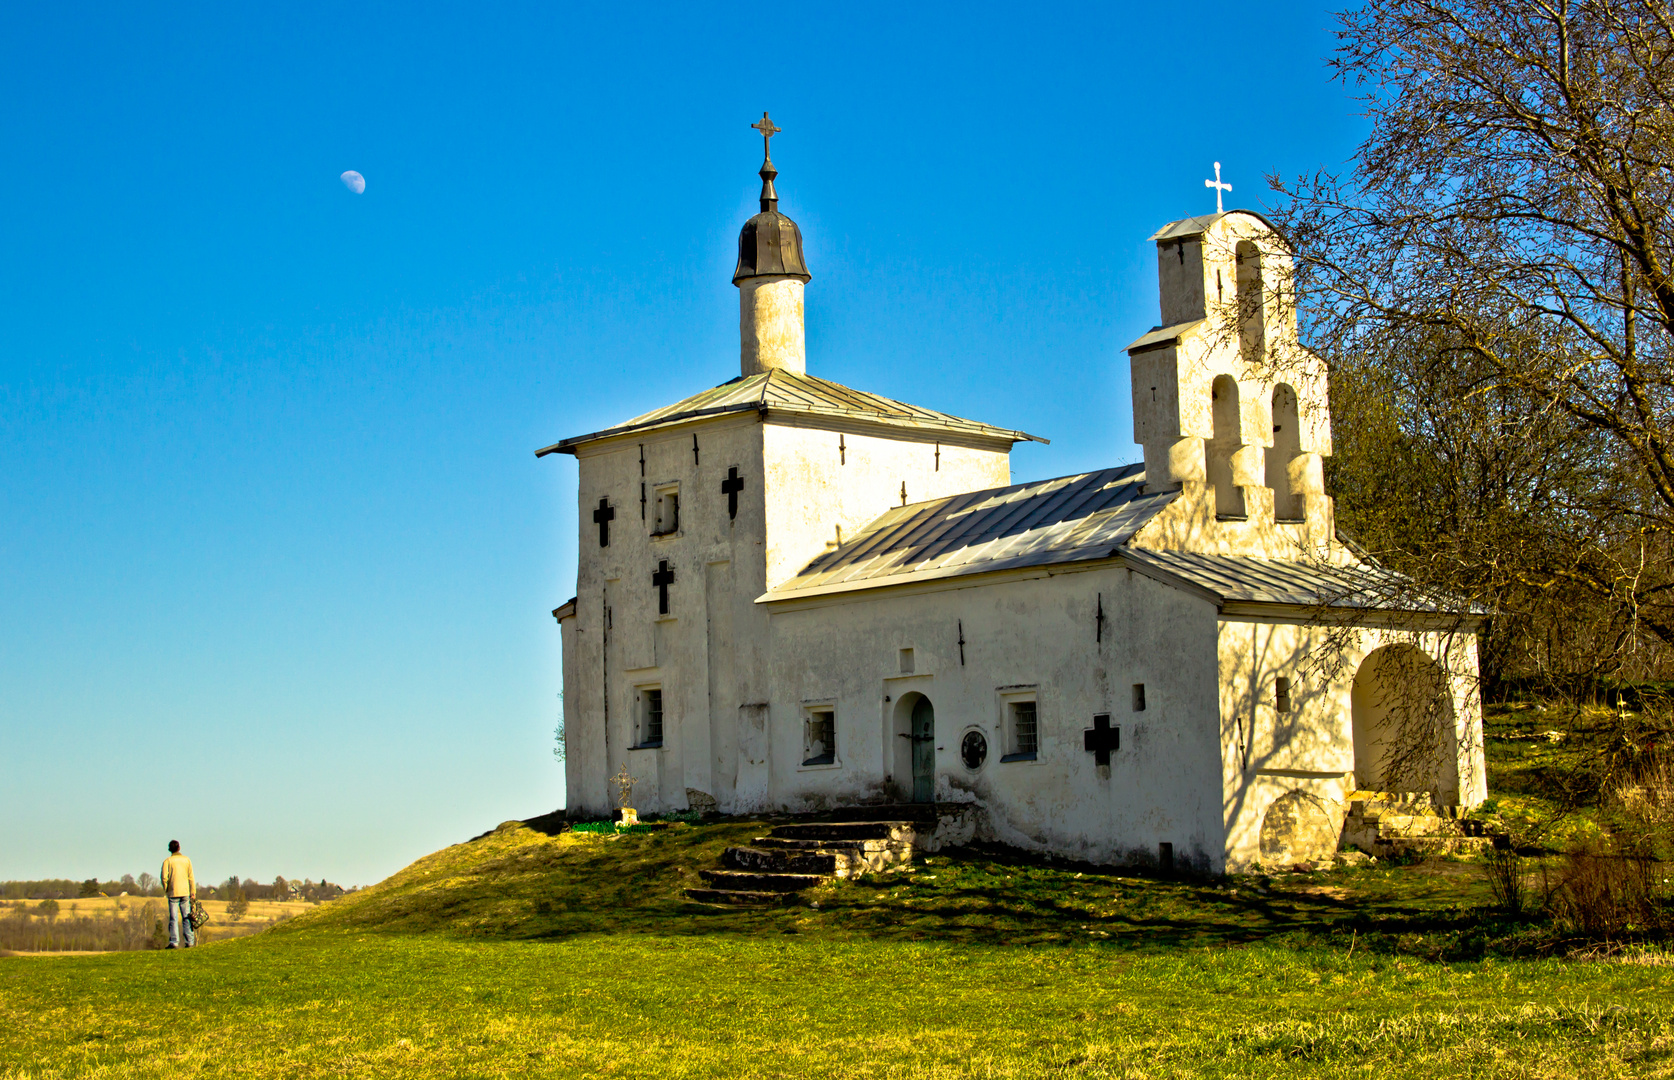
top-left (1083, 713), bottom-right (1120, 766)
top-left (652, 560), bottom-right (675, 615)
top-left (593, 497), bottom-right (615, 547)
top-left (720, 467), bottom-right (745, 520)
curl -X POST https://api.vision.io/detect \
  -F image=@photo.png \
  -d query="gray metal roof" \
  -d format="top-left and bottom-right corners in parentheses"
top-left (761, 465), bottom-right (1178, 601)
top-left (539, 369), bottom-right (1045, 456)
top-left (1126, 319), bottom-right (1203, 354)
top-left (1121, 549), bottom-right (1479, 615)
top-left (1149, 209), bottom-right (1284, 243)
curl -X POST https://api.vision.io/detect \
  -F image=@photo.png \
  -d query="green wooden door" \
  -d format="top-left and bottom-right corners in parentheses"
top-left (911, 697), bottom-right (936, 803)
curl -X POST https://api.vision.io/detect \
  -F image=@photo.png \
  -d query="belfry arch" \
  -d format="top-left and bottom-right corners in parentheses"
top-left (1267, 383), bottom-right (1304, 521)
top-left (1208, 374), bottom-right (1245, 518)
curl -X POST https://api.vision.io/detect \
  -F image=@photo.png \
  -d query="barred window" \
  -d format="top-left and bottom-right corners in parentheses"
top-left (640, 688), bottom-right (664, 747)
top-left (1004, 700), bottom-right (1038, 761)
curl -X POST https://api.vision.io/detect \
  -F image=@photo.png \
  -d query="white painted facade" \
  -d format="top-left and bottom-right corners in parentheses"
top-left (544, 208), bottom-right (1487, 873)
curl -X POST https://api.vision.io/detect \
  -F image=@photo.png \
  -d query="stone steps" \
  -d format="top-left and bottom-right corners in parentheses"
top-left (685, 819), bottom-right (916, 906)
top-left (699, 869), bottom-right (827, 892)
top-left (1340, 790), bottom-right (1498, 860)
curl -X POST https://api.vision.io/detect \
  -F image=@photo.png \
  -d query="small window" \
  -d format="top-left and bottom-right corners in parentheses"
top-left (960, 730), bottom-right (988, 770)
top-left (652, 484), bottom-right (680, 536)
top-left (898, 648), bottom-right (914, 674)
top-left (1002, 699), bottom-right (1038, 762)
top-left (1132, 683), bottom-right (1147, 711)
top-left (637, 688), bottom-right (664, 747)
top-left (1275, 677), bottom-right (1292, 714)
top-left (803, 709), bottom-right (836, 766)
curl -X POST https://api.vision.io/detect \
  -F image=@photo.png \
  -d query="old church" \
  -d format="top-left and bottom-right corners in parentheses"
top-left (540, 120), bottom-right (1487, 872)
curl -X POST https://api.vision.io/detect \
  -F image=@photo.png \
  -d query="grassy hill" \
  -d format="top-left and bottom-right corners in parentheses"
top-left (5, 751), bottom-right (1674, 1078)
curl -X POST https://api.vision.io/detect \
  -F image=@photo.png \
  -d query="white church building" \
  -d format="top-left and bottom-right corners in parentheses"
top-left (541, 122), bottom-right (1487, 873)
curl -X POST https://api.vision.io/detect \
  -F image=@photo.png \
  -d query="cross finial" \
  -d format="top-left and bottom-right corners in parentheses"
top-left (751, 112), bottom-right (782, 213)
top-left (1205, 161), bottom-right (1232, 214)
top-left (751, 112), bottom-right (781, 155)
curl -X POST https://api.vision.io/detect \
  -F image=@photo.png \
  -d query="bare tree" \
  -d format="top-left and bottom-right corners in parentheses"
top-left (1275, 0), bottom-right (1674, 689)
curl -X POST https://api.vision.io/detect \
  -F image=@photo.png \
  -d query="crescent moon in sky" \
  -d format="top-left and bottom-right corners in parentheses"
top-left (340, 170), bottom-right (366, 195)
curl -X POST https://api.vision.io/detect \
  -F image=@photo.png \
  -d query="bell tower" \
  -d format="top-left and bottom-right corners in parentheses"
top-left (1127, 211), bottom-right (1335, 546)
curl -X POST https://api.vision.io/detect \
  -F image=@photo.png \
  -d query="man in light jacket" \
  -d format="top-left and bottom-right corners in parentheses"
top-left (160, 840), bottom-right (196, 949)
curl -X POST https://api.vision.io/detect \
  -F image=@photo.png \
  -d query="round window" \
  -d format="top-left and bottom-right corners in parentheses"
top-left (960, 730), bottom-right (988, 771)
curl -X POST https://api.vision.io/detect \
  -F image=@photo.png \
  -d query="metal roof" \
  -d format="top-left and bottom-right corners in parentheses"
top-left (1149, 209), bottom-right (1285, 243)
top-left (761, 465), bottom-right (1178, 601)
top-left (1121, 549), bottom-right (1481, 616)
top-left (539, 369), bottom-right (1046, 456)
top-left (1126, 319), bottom-right (1203, 354)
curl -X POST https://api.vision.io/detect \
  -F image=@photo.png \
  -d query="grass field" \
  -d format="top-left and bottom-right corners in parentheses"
top-left (4, 705), bottom-right (1671, 1078)
top-left (4, 816), bottom-right (1674, 1078)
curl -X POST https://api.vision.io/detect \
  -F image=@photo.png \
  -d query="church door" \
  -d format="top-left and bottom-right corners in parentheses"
top-left (910, 697), bottom-right (936, 803)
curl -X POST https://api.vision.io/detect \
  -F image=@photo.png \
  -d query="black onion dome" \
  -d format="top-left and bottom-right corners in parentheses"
top-left (733, 210), bottom-right (811, 284)
top-left (732, 144), bottom-right (811, 285)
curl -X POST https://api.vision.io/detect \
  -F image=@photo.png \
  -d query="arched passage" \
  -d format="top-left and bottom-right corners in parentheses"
top-left (1235, 239), bottom-right (1265, 364)
top-left (892, 692), bottom-right (937, 803)
top-left (1351, 644), bottom-right (1459, 799)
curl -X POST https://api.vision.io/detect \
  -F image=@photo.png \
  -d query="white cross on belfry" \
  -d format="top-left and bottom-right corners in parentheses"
top-left (1205, 162), bottom-right (1232, 213)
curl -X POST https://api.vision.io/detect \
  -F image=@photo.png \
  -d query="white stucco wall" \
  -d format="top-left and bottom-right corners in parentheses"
top-left (1216, 618), bottom-right (1487, 871)
top-left (562, 409), bottom-right (1016, 819)
top-left (760, 566), bottom-right (1228, 869)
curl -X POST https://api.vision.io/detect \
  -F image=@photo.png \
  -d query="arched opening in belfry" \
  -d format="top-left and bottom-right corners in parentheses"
top-left (1351, 644), bottom-right (1459, 800)
top-left (1235, 240), bottom-right (1265, 365)
top-left (1267, 383), bottom-right (1304, 522)
top-left (1208, 374), bottom-right (1246, 518)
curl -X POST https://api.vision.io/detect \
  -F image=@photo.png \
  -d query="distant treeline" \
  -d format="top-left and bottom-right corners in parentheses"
top-left (1, 876), bottom-right (349, 902)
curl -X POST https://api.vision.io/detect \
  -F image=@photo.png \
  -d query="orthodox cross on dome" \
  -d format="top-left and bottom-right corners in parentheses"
top-left (593, 497), bottom-right (615, 547)
top-left (1083, 713), bottom-right (1120, 767)
top-left (752, 112), bottom-right (781, 156)
top-left (1205, 161), bottom-right (1232, 214)
top-left (652, 559), bottom-right (675, 615)
top-left (751, 112), bottom-right (782, 212)
top-left (721, 466), bottom-right (745, 520)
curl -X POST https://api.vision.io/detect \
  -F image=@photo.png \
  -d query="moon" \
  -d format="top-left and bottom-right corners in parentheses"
top-left (340, 170), bottom-right (366, 194)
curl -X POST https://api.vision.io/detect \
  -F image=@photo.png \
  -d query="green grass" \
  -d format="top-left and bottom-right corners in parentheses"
top-left (4, 818), bottom-right (1674, 1078)
top-left (4, 715), bottom-right (1670, 1078)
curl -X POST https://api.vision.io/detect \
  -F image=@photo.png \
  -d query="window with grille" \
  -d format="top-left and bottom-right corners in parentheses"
top-left (638, 688), bottom-right (664, 747)
top-left (1004, 699), bottom-right (1038, 761)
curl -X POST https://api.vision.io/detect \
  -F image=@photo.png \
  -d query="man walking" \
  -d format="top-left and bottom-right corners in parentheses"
top-left (161, 840), bottom-right (196, 949)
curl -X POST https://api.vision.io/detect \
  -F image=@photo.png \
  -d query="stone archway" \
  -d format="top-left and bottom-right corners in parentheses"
top-left (1259, 789), bottom-right (1338, 867)
top-left (1351, 644), bottom-right (1458, 799)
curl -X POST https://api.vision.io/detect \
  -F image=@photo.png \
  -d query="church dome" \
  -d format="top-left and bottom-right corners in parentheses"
top-left (733, 113), bottom-right (811, 285)
top-left (734, 208), bottom-right (810, 284)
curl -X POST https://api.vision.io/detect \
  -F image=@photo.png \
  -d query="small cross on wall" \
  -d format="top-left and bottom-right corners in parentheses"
top-left (721, 466), bottom-right (745, 520)
top-left (1083, 713), bottom-right (1120, 766)
top-left (652, 560), bottom-right (675, 615)
top-left (593, 497), bottom-right (615, 547)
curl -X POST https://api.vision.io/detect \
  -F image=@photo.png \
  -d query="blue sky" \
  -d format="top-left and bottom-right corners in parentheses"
top-left (0, 2), bottom-right (1367, 885)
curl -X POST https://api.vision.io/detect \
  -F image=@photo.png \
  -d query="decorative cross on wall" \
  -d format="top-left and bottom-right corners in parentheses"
top-left (1083, 713), bottom-right (1120, 766)
top-left (1205, 161), bottom-right (1232, 214)
top-left (593, 497), bottom-right (615, 547)
top-left (721, 467), bottom-right (745, 520)
top-left (652, 560), bottom-right (675, 615)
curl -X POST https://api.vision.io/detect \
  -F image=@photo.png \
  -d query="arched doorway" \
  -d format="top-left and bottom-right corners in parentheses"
top-left (1351, 644), bottom-right (1458, 799)
top-left (891, 692), bottom-right (937, 803)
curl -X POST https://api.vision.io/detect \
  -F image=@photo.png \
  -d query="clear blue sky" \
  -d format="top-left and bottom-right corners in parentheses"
top-left (0, 2), bottom-right (1365, 885)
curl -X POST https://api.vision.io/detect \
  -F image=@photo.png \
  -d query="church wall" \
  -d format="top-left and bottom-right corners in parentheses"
top-left (760, 422), bottom-right (1012, 591)
top-left (1216, 618), bottom-right (1488, 871)
top-left (566, 414), bottom-right (771, 818)
top-left (760, 566), bottom-right (1229, 869)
